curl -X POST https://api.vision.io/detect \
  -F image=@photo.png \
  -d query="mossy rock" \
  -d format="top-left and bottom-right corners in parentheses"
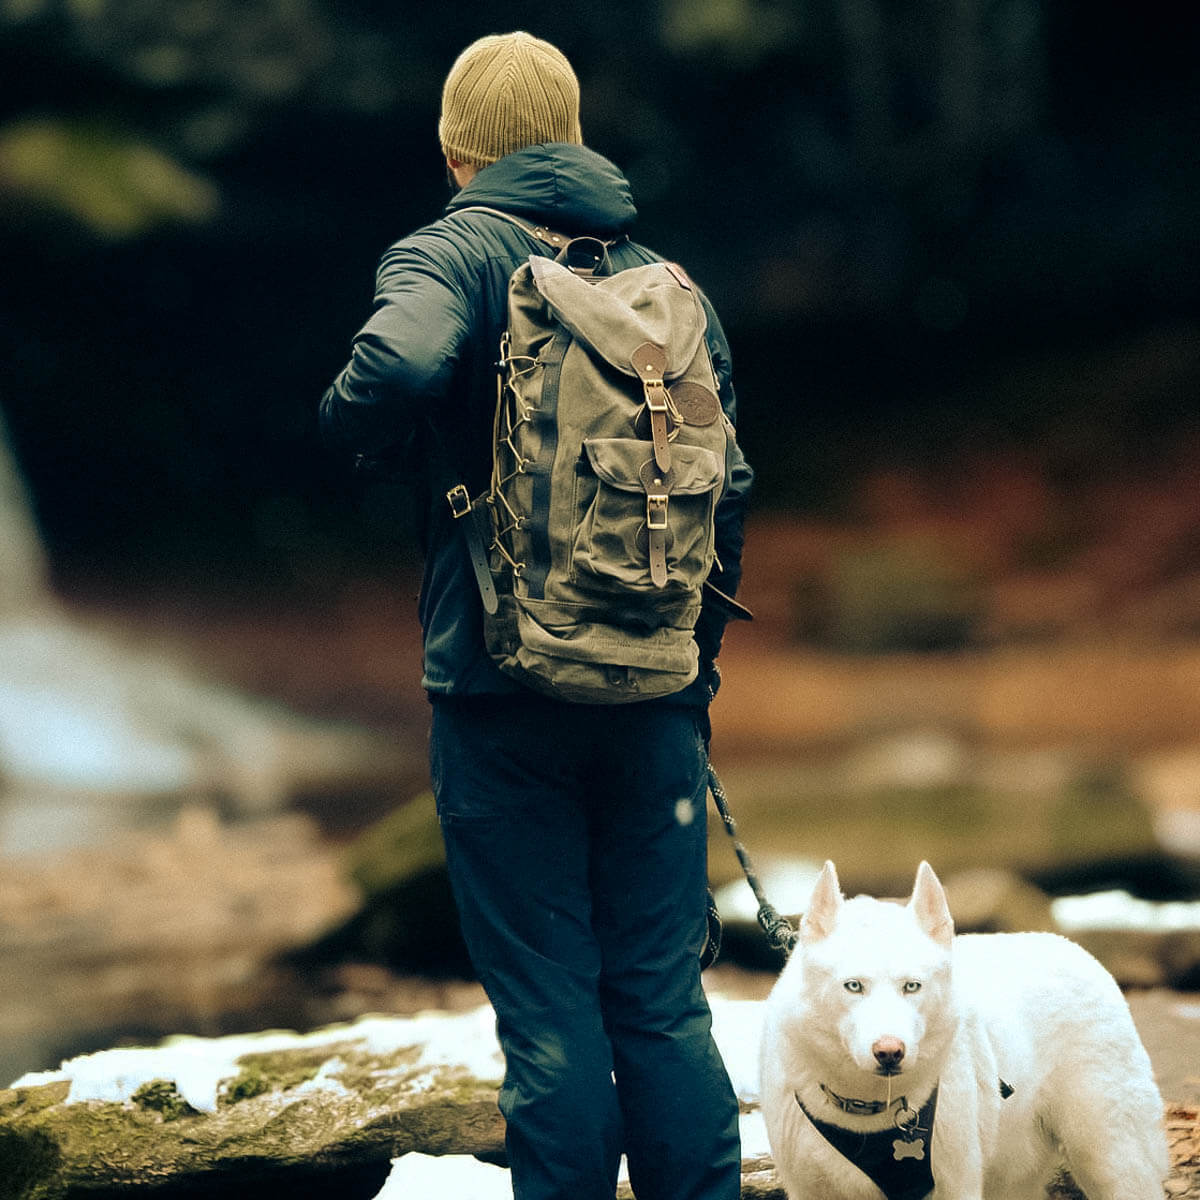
top-left (819, 539), bottom-right (982, 652)
top-left (0, 1024), bottom-right (504, 1200)
top-left (343, 793), bottom-right (446, 898)
top-left (708, 754), bottom-right (1160, 896)
top-left (130, 1080), bottom-right (198, 1122)
top-left (297, 794), bottom-right (471, 974)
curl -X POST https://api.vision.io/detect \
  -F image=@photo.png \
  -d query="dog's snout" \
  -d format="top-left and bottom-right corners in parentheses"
top-left (872, 1036), bottom-right (906, 1071)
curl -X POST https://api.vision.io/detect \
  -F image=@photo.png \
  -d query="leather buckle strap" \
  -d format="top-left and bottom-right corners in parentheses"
top-left (445, 485), bottom-right (498, 615)
top-left (633, 342), bottom-right (673, 474)
top-left (639, 456), bottom-right (671, 588)
top-left (646, 492), bottom-right (669, 588)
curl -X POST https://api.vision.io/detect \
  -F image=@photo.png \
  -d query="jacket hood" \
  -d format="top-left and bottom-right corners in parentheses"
top-left (445, 143), bottom-right (637, 237)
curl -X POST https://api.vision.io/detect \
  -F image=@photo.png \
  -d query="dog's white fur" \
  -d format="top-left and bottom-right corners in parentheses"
top-left (760, 861), bottom-right (1169, 1199)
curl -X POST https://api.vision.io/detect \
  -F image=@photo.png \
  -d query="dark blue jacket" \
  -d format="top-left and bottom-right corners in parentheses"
top-left (320, 143), bottom-right (752, 705)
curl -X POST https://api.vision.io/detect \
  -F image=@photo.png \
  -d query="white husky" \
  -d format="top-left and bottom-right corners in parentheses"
top-left (759, 861), bottom-right (1168, 1199)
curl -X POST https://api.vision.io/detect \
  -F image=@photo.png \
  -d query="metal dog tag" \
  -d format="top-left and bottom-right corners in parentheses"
top-left (893, 1136), bottom-right (926, 1161)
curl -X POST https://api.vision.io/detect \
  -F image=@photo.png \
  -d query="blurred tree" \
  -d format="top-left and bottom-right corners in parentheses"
top-left (0, 0), bottom-right (1194, 568)
top-left (0, 116), bottom-right (217, 237)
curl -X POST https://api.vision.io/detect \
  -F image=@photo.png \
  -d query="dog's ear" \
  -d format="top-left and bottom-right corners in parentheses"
top-left (801, 860), bottom-right (843, 943)
top-left (909, 861), bottom-right (954, 947)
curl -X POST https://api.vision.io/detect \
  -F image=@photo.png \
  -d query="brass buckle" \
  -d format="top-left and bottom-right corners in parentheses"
top-left (644, 378), bottom-right (669, 412)
top-left (445, 485), bottom-right (472, 519)
top-left (646, 493), bottom-right (668, 530)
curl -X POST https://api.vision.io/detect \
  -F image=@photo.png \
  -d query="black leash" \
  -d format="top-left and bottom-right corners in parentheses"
top-left (706, 762), bottom-right (800, 957)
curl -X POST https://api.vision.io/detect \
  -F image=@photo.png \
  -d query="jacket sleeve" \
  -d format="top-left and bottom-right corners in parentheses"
top-left (694, 294), bottom-right (753, 688)
top-left (319, 232), bottom-right (474, 457)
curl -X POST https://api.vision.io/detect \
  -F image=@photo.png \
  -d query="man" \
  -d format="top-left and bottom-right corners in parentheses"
top-left (320, 31), bottom-right (751, 1200)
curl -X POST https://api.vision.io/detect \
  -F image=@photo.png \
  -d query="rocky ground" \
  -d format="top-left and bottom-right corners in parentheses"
top-left (1, 979), bottom-right (1197, 1199)
top-left (0, 799), bottom-right (1197, 1197)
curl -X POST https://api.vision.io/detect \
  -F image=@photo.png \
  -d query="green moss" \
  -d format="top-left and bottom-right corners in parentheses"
top-left (131, 1080), bottom-right (198, 1122)
top-left (223, 1043), bottom-right (355, 1100)
top-left (220, 1066), bottom-right (272, 1105)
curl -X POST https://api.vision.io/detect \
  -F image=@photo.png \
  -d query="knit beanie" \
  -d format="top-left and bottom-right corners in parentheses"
top-left (438, 31), bottom-right (583, 167)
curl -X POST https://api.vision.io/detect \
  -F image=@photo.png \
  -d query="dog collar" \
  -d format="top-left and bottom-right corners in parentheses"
top-left (817, 1082), bottom-right (910, 1117)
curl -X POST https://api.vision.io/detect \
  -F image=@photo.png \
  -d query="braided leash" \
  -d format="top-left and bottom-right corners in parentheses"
top-left (706, 762), bottom-right (800, 956)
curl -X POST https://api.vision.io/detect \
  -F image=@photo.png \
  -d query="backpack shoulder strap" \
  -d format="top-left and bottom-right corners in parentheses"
top-left (449, 204), bottom-right (575, 254)
top-left (450, 204), bottom-right (621, 255)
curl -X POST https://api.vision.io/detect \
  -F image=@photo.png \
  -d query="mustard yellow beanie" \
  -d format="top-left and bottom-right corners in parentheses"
top-left (439, 31), bottom-right (583, 167)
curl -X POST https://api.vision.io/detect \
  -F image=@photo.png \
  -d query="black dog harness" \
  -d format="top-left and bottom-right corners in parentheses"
top-left (796, 1087), bottom-right (938, 1200)
top-left (795, 1078), bottom-right (1014, 1200)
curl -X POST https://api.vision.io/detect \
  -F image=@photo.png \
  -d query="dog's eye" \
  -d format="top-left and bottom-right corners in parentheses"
top-left (843, 980), bottom-right (863, 993)
top-left (903, 981), bottom-right (922, 994)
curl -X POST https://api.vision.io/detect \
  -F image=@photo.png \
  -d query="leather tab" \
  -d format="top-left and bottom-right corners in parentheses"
top-left (639, 458), bottom-right (672, 494)
top-left (664, 261), bottom-right (693, 290)
top-left (532, 224), bottom-right (570, 250)
top-left (631, 342), bottom-right (668, 378)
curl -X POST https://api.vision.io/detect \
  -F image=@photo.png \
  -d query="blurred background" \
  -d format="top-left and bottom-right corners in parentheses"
top-left (1, 0), bottom-right (1199, 1091)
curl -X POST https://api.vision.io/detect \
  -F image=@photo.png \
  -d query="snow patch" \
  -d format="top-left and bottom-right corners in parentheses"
top-left (373, 1152), bottom-right (511, 1199)
top-left (8, 1006), bottom-right (506, 1110)
top-left (1051, 890), bottom-right (1200, 932)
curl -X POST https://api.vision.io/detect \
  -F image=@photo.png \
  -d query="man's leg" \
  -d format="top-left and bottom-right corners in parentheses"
top-left (430, 698), bottom-right (622, 1200)
top-left (587, 707), bottom-right (742, 1200)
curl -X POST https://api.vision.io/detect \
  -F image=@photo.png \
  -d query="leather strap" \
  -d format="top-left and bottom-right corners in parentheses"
top-left (451, 204), bottom-right (582, 254)
top-left (646, 498), bottom-right (669, 588)
top-left (632, 342), bottom-right (672, 474)
top-left (640, 456), bottom-right (671, 588)
top-left (457, 495), bottom-right (499, 615)
top-left (430, 432), bottom-right (498, 616)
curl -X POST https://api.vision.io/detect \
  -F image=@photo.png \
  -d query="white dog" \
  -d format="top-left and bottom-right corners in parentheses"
top-left (759, 861), bottom-right (1168, 1199)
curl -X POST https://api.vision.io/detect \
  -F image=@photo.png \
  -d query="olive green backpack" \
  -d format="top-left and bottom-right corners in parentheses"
top-left (447, 209), bottom-right (745, 704)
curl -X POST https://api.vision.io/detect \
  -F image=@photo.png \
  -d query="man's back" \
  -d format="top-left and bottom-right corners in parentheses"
top-left (321, 141), bottom-right (749, 703)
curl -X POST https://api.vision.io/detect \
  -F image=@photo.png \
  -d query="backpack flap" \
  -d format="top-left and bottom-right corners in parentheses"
top-left (526, 255), bottom-right (707, 380)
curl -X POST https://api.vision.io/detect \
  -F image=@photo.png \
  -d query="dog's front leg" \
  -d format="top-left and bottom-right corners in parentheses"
top-left (928, 1064), bottom-right (988, 1200)
top-left (929, 1125), bottom-right (984, 1200)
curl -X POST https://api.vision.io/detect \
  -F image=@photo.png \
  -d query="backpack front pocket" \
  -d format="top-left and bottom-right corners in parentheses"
top-left (571, 437), bottom-right (723, 594)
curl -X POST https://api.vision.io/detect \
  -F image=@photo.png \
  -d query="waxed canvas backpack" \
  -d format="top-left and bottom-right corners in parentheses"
top-left (447, 210), bottom-right (742, 704)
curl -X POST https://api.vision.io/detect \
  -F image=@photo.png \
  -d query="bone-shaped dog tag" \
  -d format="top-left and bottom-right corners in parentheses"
top-left (893, 1136), bottom-right (926, 1161)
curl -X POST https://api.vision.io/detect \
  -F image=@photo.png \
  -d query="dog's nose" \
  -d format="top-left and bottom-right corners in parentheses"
top-left (872, 1037), bottom-right (906, 1070)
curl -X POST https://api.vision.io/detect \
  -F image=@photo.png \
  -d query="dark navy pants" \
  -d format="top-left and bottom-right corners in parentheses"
top-left (430, 696), bottom-right (741, 1200)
